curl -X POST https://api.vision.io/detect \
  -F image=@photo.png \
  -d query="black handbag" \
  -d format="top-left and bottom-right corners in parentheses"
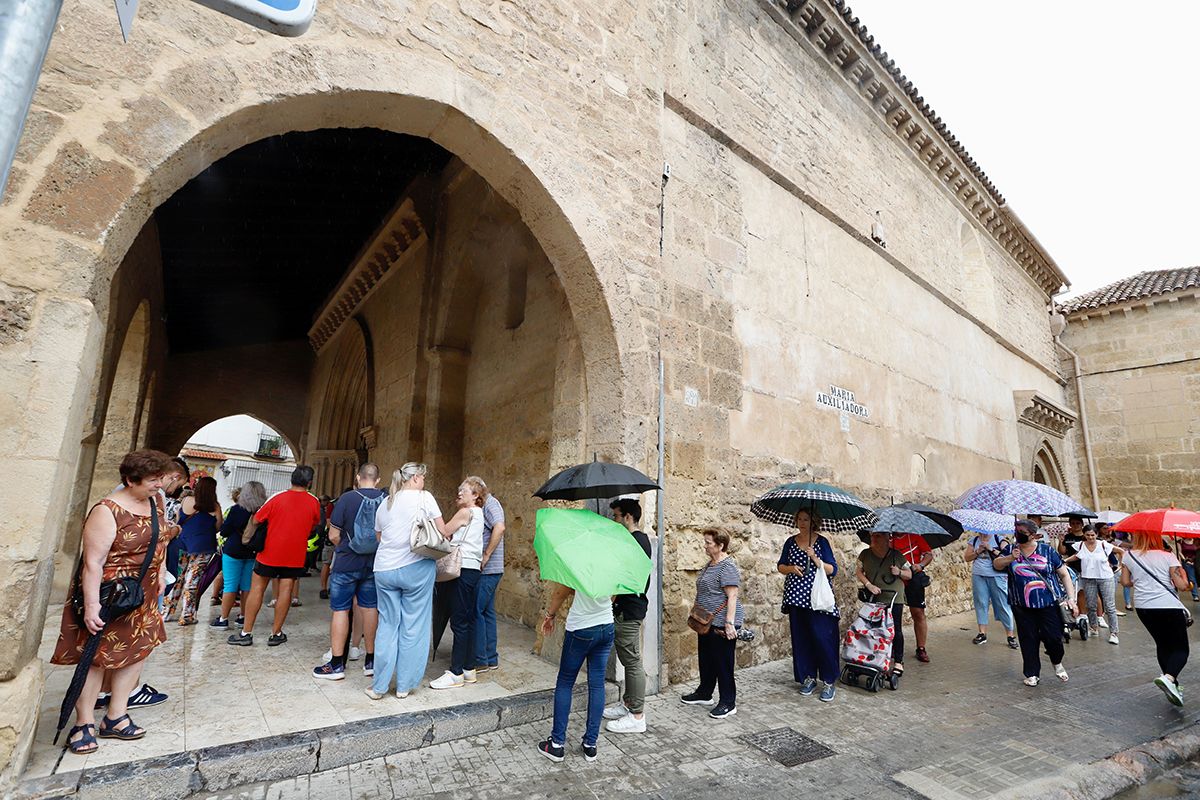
top-left (71, 497), bottom-right (160, 624)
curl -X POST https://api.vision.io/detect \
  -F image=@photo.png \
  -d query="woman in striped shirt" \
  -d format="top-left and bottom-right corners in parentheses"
top-left (680, 530), bottom-right (743, 720)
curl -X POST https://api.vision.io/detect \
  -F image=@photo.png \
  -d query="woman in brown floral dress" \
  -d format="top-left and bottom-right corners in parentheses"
top-left (52, 449), bottom-right (175, 754)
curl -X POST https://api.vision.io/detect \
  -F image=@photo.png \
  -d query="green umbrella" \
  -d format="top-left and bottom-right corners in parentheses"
top-left (534, 508), bottom-right (652, 597)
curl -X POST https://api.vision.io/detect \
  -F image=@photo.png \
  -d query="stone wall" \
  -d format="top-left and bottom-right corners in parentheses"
top-left (1063, 296), bottom-right (1200, 513)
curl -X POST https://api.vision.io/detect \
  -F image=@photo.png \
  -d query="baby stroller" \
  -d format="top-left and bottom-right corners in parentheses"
top-left (840, 596), bottom-right (901, 693)
top-left (1058, 565), bottom-right (1088, 643)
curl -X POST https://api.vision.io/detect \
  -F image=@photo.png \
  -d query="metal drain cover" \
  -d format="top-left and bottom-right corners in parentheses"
top-left (740, 727), bottom-right (835, 767)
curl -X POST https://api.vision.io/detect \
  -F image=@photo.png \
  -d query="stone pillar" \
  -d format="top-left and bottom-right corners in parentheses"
top-left (0, 291), bottom-right (103, 785)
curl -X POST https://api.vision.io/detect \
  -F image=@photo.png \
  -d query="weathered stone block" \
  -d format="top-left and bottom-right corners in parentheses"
top-left (315, 712), bottom-right (432, 770)
top-left (12, 767), bottom-right (81, 800)
top-left (99, 97), bottom-right (192, 170)
top-left (426, 700), bottom-right (500, 745)
top-left (21, 142), bottom-right (135, 239)
top-left (195, 732), bottom-right (319, 793)
top-left (77, 751), bottom-right (199, 800)
top-left (495, 689), bottom-right (554, 730)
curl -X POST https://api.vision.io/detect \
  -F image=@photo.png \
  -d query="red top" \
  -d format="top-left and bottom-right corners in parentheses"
top-left (255, 489), bottom-right (320, 568)
top-left (892, 534), bottom-right (932, 572)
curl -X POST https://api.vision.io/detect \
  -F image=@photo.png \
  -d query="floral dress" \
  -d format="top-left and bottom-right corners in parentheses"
top-left (51, 499), bottom-right (167, 669)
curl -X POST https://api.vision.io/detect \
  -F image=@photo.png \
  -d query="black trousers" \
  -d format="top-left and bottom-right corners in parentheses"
top-left (1012, 605), bottom-right (1064, 678)
top-left (1137, 608), bottom-right (1190, 678)
top-left (892, 607), bottom-right (906, 664)
top-left (696, 631), bottom-right (736, 706)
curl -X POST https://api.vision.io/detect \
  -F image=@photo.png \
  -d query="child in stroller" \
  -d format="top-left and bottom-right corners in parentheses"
top-left (843, 532), bottom-right (912, 692)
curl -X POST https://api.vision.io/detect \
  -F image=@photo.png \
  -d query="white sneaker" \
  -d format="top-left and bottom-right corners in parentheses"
top-left (322, 649), bottom-right (332, 662)
top-left (463, 669), bottom-right (477, 684)
top-left (1099, 618), bottom-right (1109, 628)
top-left (1109, 634), bottom-right (1119, 645)
top-left (1155, 675), bottom-right (1184, 706)
top-left (1054, 664), bottom-right (1069, 682)
top-left (363, 688), bottom-right (385, 700)
top-left (430, 670), bottom-right (465, 690)
top-left (603, 703), bottom-right (630, 721)
top-left (349, 646), bottom-right (363, 661)
top-left (395, 690), bottom-right (410, 699)
top-left (1023, 676), bottom-right (1039, 687)
top-left (605, 713), bottom-right (646, 733)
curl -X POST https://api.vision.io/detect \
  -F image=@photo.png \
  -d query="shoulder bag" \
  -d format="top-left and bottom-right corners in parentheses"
top-left (687, 598), bottom-right (727, 635)
top-left (71, 497), bottom-right (160, 623)
top-left (411, 495), bottom-right (453, 560)
top-left (1127, 551), bottom-right (1193, 627)
top-left (242, 517), bottom-right (268, 553)
top-left (858, 548), bottom-right (900, 603)
top-left (435, 546), bottom-right (462, 582)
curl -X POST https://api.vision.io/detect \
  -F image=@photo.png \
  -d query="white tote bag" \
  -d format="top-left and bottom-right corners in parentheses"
top-left (810, 560), bottom-right (837, 613)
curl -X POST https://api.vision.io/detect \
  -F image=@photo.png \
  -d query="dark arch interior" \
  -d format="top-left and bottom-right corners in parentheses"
top-left (157, 128), bottom-right (451, 353)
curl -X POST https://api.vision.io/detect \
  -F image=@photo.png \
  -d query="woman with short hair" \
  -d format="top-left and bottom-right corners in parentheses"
top-left (1121, 532), bottom-right (1190, 705)
top-left (680, 529), bottom-right (742, 720)
top-left (51, 449), bottom-right (174, 754)
top-left (211, 481), bottom-right (266, 629)
top-left (166, 476), bottom-right (223, 625)
top-left (777, 509), bottom-right (840, 702)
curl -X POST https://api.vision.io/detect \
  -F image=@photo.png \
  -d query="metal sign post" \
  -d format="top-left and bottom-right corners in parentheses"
top-left (190, 0), bottom-right (317, 36)
top-left (0, 0), bottom-right (62, 204)
top-left (114, 0), bottom-right (138, 41)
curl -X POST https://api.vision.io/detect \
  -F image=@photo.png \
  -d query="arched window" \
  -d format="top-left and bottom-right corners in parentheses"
top-left (1032, 443), bottom-right (1066, 492)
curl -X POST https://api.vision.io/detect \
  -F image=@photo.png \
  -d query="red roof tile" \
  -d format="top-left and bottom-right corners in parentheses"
top-left (180, 448), bottom-right (229, 461)
top-left (1059, 268), bottom-right (1200, 314)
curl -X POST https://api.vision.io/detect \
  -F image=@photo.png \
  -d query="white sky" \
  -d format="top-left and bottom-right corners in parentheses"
top-left (845, 1), bottom-right (1200, 297)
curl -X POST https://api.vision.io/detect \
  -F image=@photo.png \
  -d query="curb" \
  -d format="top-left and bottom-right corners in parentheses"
top-left (12, 683), bottom-right (616, 800)
top-left (991, 719), bottom-right (1200, 800)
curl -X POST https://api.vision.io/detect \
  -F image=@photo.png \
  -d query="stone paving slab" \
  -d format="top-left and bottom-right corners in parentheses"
top-left (179, 610), bottom-right (1200, 800)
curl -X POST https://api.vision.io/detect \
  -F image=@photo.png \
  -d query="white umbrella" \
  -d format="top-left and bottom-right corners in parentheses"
top-left (1095, 510), bottom-right (1129, 525)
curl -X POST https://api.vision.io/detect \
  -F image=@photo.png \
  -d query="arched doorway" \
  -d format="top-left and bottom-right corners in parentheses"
top-left (1032, 442), bottom-right (1066, 491)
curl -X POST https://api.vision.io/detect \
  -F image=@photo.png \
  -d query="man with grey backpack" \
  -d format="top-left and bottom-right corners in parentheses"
top-left (312, 463), bottom-right (385, 681)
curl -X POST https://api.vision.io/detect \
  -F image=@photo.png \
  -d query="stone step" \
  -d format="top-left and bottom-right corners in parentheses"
top-left (15, 682), bottom-right (618, 800)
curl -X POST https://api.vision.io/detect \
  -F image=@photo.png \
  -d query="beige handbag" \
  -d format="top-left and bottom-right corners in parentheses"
top-left (411, 512), bottom-right (452, 560)
top-left (435, 546), bottom-right (462, 582)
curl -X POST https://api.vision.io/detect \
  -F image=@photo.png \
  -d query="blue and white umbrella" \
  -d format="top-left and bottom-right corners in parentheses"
top-left (951, 508), bottom-right (1014, 538)
top-left (855, 506), bottom-right (962, 548)
top-left (955, 479), bottom-right (1092, 517)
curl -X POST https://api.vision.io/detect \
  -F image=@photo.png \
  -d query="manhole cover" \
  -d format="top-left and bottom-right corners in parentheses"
top-left (740, 727), bottom-right (835, 767)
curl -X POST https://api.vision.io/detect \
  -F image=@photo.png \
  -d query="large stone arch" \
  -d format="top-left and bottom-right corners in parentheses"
top-left (311, 317), bottom-right (374, 496)
top-left (68, 47), bottom-right (644, 459)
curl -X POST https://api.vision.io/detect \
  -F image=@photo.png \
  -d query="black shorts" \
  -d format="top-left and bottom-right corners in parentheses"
top-left (906, 580), bottom-right (927, 609)
top-left (254, 562), bottom-right (307, 580)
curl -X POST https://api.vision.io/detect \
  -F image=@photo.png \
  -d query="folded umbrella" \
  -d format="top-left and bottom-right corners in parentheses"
top-left (533, 460), bottom-right (660, 501)
top-left (955, 479), bottom-right (1092, 517)
top-left (751, 482), bottom-right (877, 532)
top-left (855, 506), bottom-right (959, 548)
top-left (534, 508), bottom-right (653, 597)
top-left (1113, 508), bottom-right (1200, 539)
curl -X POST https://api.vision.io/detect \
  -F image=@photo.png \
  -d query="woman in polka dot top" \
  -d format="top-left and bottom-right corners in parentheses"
top-left (776, 509), bottom-right (841, 702)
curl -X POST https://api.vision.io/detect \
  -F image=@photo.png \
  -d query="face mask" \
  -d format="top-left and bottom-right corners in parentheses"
top-left (1015, 532), bottom-right (1031, 544)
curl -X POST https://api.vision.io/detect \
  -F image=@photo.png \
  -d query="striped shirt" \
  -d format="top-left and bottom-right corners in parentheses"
top-left (694, 556), bottom-right (744, 629)
top-left (480, 495), bottom-right (505, 575)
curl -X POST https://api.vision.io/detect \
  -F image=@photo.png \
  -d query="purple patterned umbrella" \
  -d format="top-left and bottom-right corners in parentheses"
top-left (955, 479), bottom-right (1091, 517)
top-left (950, 508), bottom-right (1014, 537)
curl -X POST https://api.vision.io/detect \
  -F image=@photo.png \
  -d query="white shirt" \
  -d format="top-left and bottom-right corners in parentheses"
top-left (452, 507), bottom-right (485, 570)
top-left (1124, 549), bottom-right (1183, 610)
top-left (565, 591), bottom-right (614, 631)
top-left (373, 489), bottom-right (442, 572)
top-left (1073, 540), bottom-right (1115, 579)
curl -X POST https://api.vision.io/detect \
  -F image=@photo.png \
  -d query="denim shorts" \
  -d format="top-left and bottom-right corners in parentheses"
top-left (329, 569), bottom-right (378, 611)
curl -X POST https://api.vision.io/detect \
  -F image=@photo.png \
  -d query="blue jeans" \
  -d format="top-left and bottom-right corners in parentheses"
top-left (475, 573), bottom-right (502, 667)
top-left (972, 573), bottom-right (1014, 631)
top-left (550, 623), bottom-right (614, 748)
top-left (1185, 563), bottom-right (1199, 600)
top-left (373, 560), bottom-right (435, 694)
top-left (450, 569), bottom-right (481, 674)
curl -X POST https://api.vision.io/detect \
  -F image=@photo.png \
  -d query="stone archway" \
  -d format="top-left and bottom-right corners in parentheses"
top-left (311, 317), bottom-right (374, 497)
top-left (1032, 441), bottom-right (1067, 492)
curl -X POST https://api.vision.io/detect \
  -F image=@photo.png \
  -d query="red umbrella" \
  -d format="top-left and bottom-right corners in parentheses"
top-left (1113, 508), bottom-right (1200, 539)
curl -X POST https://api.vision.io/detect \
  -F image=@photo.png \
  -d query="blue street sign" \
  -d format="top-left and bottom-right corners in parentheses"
top-left (189, 0), bottom-right (316, 37)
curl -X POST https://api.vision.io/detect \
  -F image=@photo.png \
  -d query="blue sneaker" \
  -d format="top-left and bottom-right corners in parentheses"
top-left (819, 683), bottom-right (837, 703)
top-left (312, 661), bottom-right (345, 681)
top-left (799, 677), bottom-right (818, 696)
top-left (209, 617), bottom-right (229, 629)
top-left (128, 684), bottom-right (168, 708)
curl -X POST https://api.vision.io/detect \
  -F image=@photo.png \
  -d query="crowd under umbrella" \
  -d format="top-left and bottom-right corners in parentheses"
top-left (855, 506), bottom-right (963, 549)
top-left (751, 481), bottom-right (877, 532)
top-left (950, 508), bottom-right (1015, 538)
top-left (955, 479), bottom-right (1095, 518)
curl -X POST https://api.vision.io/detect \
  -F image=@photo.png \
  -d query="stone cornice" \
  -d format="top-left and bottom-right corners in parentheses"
top-left (770, 0), bottom-right (1069, 296)
top-left (308, 198), bottom-right (427, 351)
top-left (1014, 390), bottom-right (1076, 438)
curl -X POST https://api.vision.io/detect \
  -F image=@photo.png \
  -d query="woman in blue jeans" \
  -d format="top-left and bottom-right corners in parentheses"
top-left (537, 583), bottom-right (613, 763)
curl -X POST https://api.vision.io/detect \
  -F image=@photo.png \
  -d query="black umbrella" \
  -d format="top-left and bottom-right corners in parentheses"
top-left (894, 502), bottom-right (965, 548)
top-left (54, 629), bottom-right (104, 745)
top-left (533, 459), bottom-right (660, 501)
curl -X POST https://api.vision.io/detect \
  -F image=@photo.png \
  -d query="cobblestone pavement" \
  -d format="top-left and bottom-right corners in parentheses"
top-left (192, 611), bottom-right (1200, 800)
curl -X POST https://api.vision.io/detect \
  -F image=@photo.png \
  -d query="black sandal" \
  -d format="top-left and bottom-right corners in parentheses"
top-left (98, 714), bottom-right (146, 740)
top-left (66, 723), bottom-right (98, 754)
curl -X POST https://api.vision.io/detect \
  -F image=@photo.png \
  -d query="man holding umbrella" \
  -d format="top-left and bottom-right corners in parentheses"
top-left (602, 498), bottom-right (652, 734)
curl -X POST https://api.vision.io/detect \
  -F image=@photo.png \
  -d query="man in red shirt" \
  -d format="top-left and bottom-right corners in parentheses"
top-left (228, 465), bottom-right (320, 647)
top-left (892, 533), bottom-right (935, 662)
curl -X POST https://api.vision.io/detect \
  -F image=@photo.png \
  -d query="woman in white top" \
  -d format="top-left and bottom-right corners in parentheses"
top-left (1120, 531), bottom-right (1190, 706)
top-left (367, 463), bottom-right (450, 700)
top-left (430, 478), bottom-right (487, 690)
top-left (1065, 527), bottom-right (1122, 643)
